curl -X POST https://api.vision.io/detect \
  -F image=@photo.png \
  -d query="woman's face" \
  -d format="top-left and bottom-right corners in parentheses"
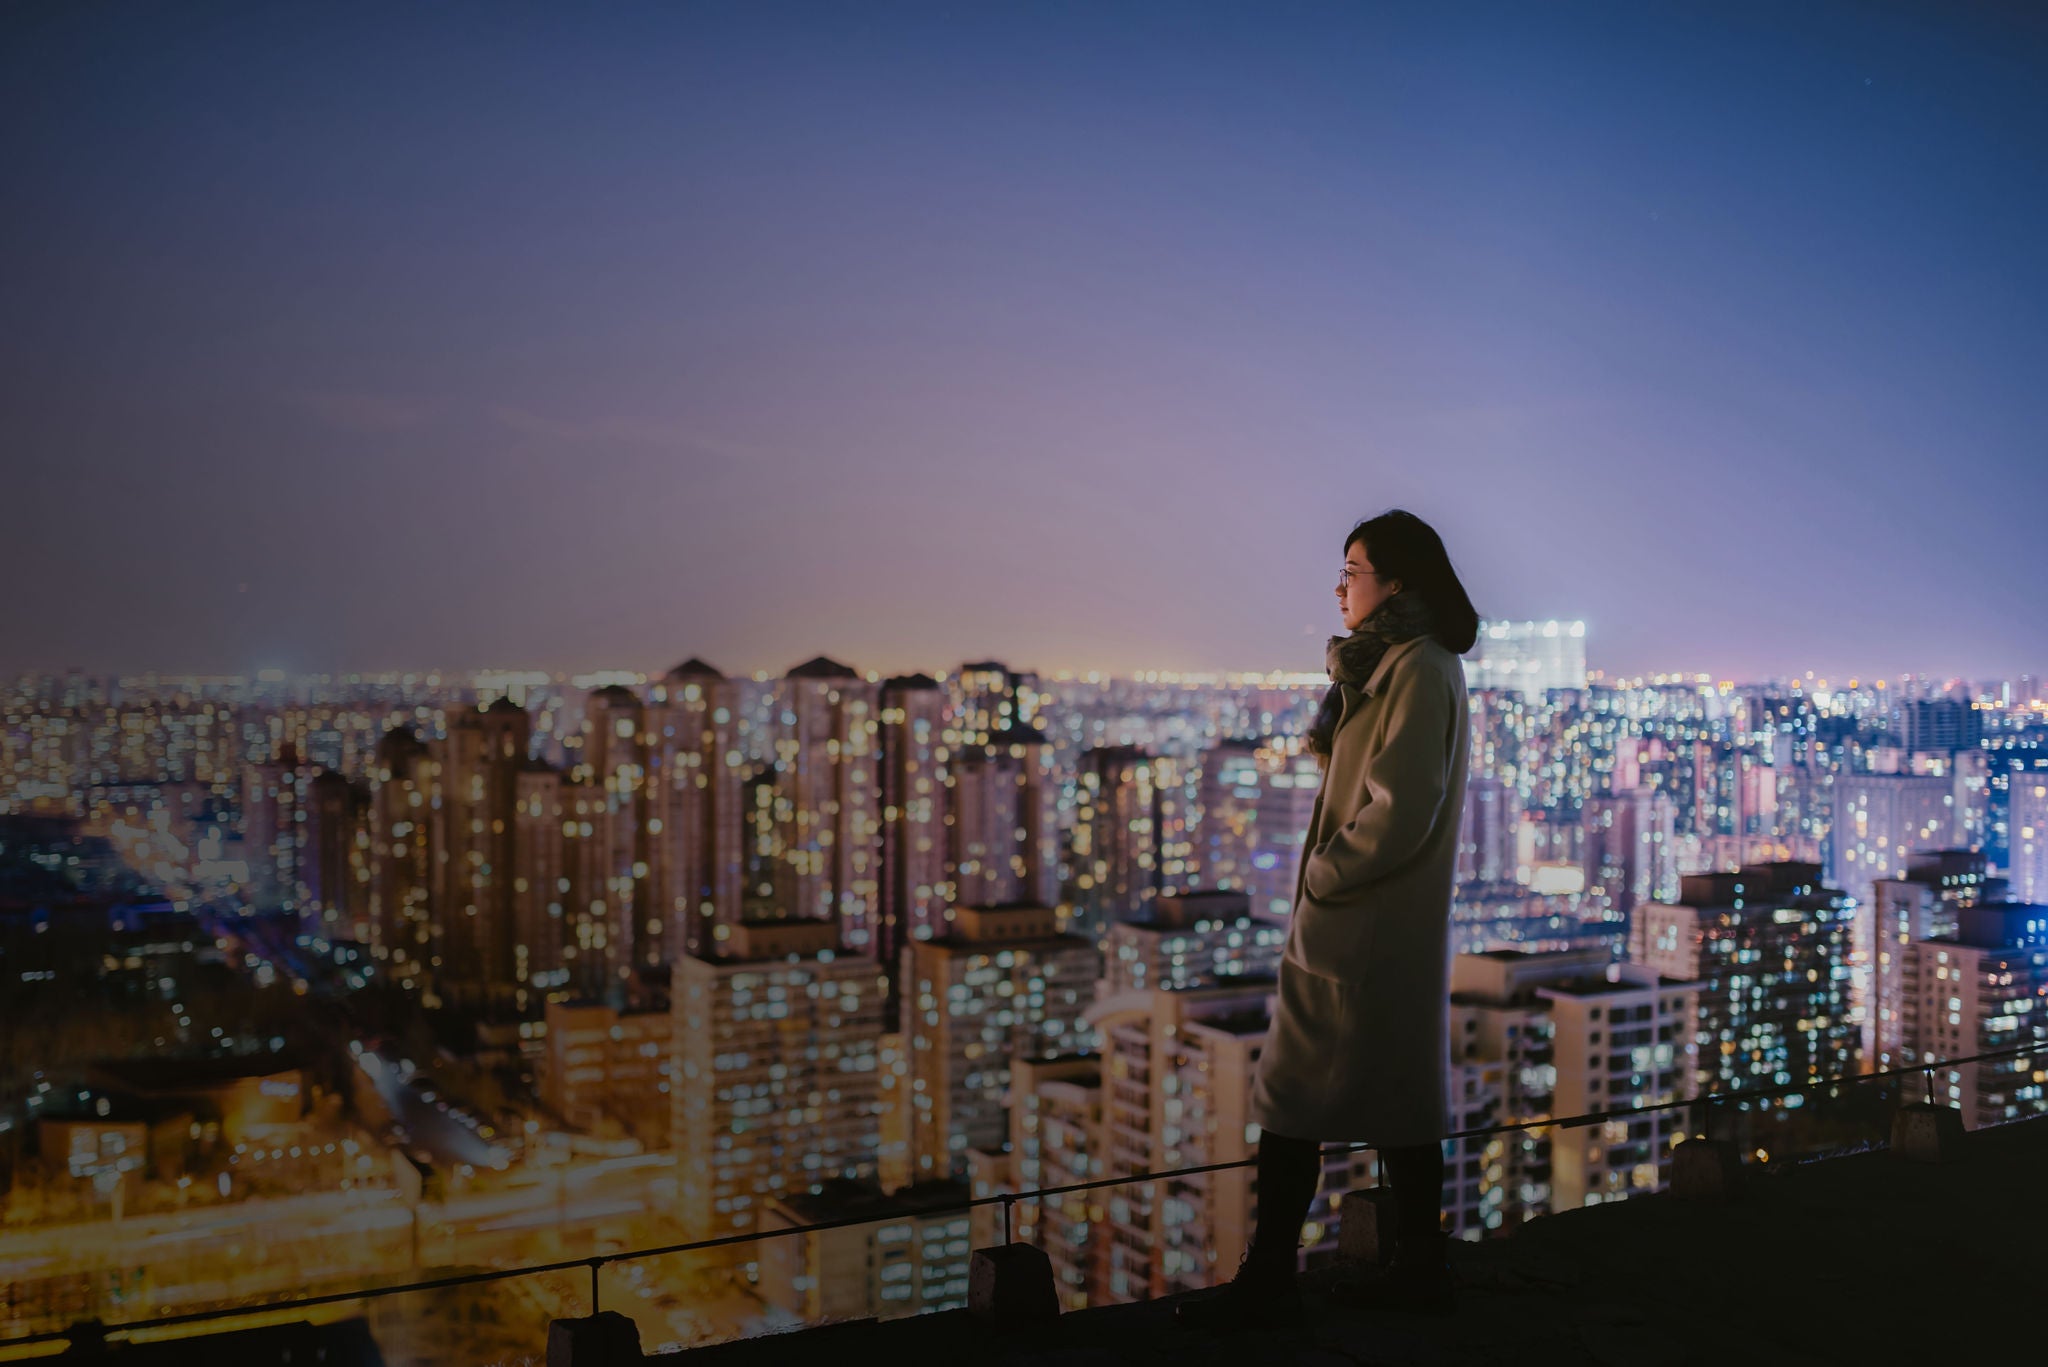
top-left (1336, 540), bottom-right (1401, 631)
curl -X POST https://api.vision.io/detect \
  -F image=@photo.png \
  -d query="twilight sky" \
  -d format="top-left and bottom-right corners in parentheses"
top-left (5, 1), bottom-right (2045, 684)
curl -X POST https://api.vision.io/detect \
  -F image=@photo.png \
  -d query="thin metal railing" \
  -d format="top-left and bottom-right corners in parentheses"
top-left (0, 1038), bottom-right (2037, 1350)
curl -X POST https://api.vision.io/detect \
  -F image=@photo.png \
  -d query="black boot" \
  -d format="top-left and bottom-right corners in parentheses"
top-left (1174, 1243), bottom-right (1304, 1332)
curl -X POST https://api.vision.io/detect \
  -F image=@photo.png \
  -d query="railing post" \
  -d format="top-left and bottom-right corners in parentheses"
top-left (968, 1244), bottom-right (1058, 1322)
top-left (1001, 1192), bottom-right (1015, 1244)
top-left (589, 1257), bottom-right (602, 1314)
top-left (1891, 1099), bottom-right (1966, 1163)
top-left (1672, 1092), bottom-right (1742, 1202)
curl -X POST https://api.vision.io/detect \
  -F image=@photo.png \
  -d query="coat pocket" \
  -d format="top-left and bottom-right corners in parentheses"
top-left (1290, 890), bottom-right (1378, 983)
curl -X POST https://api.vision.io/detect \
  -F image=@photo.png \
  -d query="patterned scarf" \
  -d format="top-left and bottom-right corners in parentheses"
top-left (1305, 588), bottom-right (1438, 761)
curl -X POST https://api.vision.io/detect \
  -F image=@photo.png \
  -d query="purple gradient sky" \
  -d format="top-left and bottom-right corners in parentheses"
top-left (5, 2), bottom-right (2045, 683)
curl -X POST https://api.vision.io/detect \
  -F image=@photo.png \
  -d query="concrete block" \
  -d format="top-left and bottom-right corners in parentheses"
top-left (1891, 1102), bottom-right (1966, 1164)
top-left (546, 1310), bottom-right (643, 1367)
top-left (64, 1321), bottom-right (109, 1354)
top-left (1336, 1185), bottom-right (1399, 1266)
top-left (1670, 1137), bottom-right (1744, 1203)
top-left (968, 1242), bottom-right (1060, 1322)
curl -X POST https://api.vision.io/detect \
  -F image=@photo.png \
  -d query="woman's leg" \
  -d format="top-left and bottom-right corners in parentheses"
top-left (1179, 1127), bottom-right (1318, 1328)
top-left (1379, 1140), bottom-right (1447, 1259)
top-left (1249, 1127), bottom-right (1323, 1266)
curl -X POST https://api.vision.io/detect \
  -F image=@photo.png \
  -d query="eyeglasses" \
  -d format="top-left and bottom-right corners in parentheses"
top-left (1337, 565), bottom-right (1381, 591)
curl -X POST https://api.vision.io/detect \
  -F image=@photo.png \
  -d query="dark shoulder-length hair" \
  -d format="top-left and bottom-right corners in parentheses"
top-left (1347, 509), bottom-right (1480, 654)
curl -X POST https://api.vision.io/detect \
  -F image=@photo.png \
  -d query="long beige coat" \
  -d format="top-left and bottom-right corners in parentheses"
top-left (1248, 633), bottom-right (1471, 1147)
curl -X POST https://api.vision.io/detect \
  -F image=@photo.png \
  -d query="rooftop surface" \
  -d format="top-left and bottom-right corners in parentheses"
top-left (670, 1111), bottom-right (2047, 1366)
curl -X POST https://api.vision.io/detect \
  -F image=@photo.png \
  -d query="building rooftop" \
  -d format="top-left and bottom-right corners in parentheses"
top-left (786, 655), bottom-right (860, 680)
top-left (767, 1177), bottom-right (972, 1227)
top-left (1675, 860), bottom-right (1832, 909)
top-left (91, 1052), bottom-right (305, 1093)
top-left (1120, 889), bottom-right (1255, 930)
top-left (1934, 900), bottom-right (2048, 949)
top-left (881, 672), bottom-right (942, 691)
top-left (1535, 974), bottom-right (1693, 998)
top-left (1182, 1006), bottom-right (1272, 1038)
top-left (1081, 743), bottom-right (1171, 774)
top-left (374, 724), bottom-right (426, 764)
top-left (547, 997), bottom-right (667, 1020)
top-left (666, 1112), bottom-right (2048, 1367)
top-left (918, 902), bottom-right (1090, 952)
top-left (922, 930), bottom-right (1095, 953)
top-left (1905, 848), bottom-right (1989, 879)
top-left (691, 917), bottom-right (843, 962)
top-left (986, 722), bottom-right (1050, 745)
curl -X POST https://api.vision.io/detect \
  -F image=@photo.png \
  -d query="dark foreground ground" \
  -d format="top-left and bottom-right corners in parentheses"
top-left (41, 1114), bottom-right (2037, 1364)
top-left (672, 1114), bottom-right (2045, 1367)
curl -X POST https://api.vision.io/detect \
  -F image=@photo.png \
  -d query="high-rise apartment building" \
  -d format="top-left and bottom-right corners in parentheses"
top-left (996, 1053), bottom-right (1102, 1310)
top-left (1583, 788), bottom-right (1677, 917)
top-left (2010, 771), bottom-right (2048, 905)
top-left (947, 661), bottom-right (1044, 748)
top-left (367, 725), bottom-right (434, 986)
top-left (874, 1030), bottom-right (915, 1194)
top-left (1900, 901), bottom-right (2048, 1128)
top-left (509, 758), bottom-right (568, 1004)
top-left (1070, 745), bottom-right (1192, 934)
top-left (877, 673), bottom-right (952, 981)
top-left (1081, 980), bottom-right (1373, 1303)
top-left (1896, 699), bottom-right (1984, 754)
top-left (1190, 737), bottom-right (1324, 920)
top-left (429, 698), bottom-right (532, 1009)
top-left (758, 1179), bottom-right (973, 1323)
top-left (946, 724), bottom-right (1059, 915)
top-left (1100, 889), bottom-right (1282, 996)
top-left (1459, 776), bottom-right (1517, 886)
top-left (1537, 966), bottom-right (1699, 1209)
top-left (1196, 738), bottom-right (1262, 894)
top-left (671, 919), bottom-right (888, 1238)
top-left (646, 658), bottom-right (750, 961)
top-left (1829, 773), bottom-right (1959, 913)
top-left (302, 768), bottom-right (368, 939)
top-left (557, 771), bottom-right (632, 997)
top-left (539, 998), bottom-right (671, 1149)
top-left (775, 658), bottom-right (883, 951)
top-left (240, 741), bottom-right (309, 914)
top-left (578, 684), bottom-right (654, 972)
top-left (1450, 948), bottom-right (1699, 1219)
top-left (1629, 863), bottom-right (1857, 1102)
top-left (1465, 620), bottom-right (1589, 697)
top-left (1866, 850), bottom-right (1988, 1069)
top-left (901, 903), bottom-right (1098, 1180)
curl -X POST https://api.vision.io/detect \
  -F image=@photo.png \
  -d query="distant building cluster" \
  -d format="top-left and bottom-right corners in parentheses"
top-left (4, 627), bottom-right (2048, 1326)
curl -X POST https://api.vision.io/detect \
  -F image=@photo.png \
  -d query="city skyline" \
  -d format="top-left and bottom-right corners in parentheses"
top-left (9, 4), bottom-right (2048, 1359)
top-left (15, 645), bottom-right (2032, 697)
top-left (6, 588), bottom-right (2044, 1355)
top-left (7, 3), bottom-right (2047, 681)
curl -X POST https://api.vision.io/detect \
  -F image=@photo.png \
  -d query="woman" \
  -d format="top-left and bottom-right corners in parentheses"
top-left (1179, 508), bottom-right (1477, 1331)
